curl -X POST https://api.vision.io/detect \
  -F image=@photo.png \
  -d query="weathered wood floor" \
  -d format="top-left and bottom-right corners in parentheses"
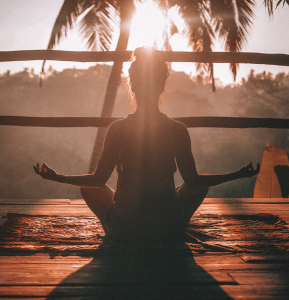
top-left (1, 198), bottom-right (289, 300)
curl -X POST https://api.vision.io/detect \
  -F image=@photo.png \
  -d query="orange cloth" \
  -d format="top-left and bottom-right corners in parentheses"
top-left (254, 144), bottom-right (289, 198)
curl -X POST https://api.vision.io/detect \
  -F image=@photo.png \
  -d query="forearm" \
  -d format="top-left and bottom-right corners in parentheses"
top-left (52, 173), bottom-right (103, 187)
top-left (195, 171), bottom-right (242, 187)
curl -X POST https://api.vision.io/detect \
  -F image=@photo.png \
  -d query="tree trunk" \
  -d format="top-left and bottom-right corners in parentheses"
top-left (88, 1), bottom-right (134, 173)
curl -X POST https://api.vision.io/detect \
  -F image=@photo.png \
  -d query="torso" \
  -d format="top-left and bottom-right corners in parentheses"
top-left (113, 113), bottom-right (181, 208)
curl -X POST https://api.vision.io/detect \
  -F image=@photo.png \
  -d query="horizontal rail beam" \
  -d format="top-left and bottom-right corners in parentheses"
top-left (1, 50), bottom-right (289, 66)
top-left (1, 116), bottom-right (289, 129)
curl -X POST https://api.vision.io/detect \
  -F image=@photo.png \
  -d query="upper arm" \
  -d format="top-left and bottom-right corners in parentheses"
top-left (93, 121), bottom-right (120, 186)
top-left (175, 123), bottom-right (198, 187)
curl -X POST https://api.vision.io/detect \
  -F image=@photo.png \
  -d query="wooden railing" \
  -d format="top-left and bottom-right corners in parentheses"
top-left (1, 50), bottom-right (289, 66)
top-left (1, 50), bottom-right (289, 129)
top-left (1, 116), bottom-right (289, 128)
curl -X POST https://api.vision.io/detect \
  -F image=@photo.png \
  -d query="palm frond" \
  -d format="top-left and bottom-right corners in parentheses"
top-left (199, 9), bottom-right (216, 91)
top-left (277, 0), bottom-right (289, 7)
top-left (46, 0), bottom-right (94, 50)
top-left (264, 0), bottom-right (274, 16)
top-left (210, 0), bottom-right (255, 80)
top-left (79, 3), bottom-right (117, 51)
top-left (263, 0), bottom-right (289, 16)
top-left (168, 0), bottom-right (216, 87)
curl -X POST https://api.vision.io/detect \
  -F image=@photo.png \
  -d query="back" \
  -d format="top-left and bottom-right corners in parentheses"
top-left (106, 113), bottom-right (186, 242)
top-left (113, 113), bottom-right (183, 208)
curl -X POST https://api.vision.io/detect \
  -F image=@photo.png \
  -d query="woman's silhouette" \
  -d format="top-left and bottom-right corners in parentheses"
top-left (34, 47), bottom-right (259, 244)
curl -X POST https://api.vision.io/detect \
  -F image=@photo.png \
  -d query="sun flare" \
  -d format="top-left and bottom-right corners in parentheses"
top-left (128, 0), bottom-right (168, 50)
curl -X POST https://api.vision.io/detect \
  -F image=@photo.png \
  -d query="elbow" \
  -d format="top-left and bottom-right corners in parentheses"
top-left (186, 175), bottom-right (208, 190)
top-left (92, 173), bottom-right (107, 188)
top-left (185, 175), bottom-right (199, 190)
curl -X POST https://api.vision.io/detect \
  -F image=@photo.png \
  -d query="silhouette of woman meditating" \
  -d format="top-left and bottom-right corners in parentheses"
top-left (34, 47), bottom-right (260, 243)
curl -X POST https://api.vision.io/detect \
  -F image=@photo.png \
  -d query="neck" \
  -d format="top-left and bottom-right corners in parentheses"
top-left (134, 92), bottom-right (161, 113)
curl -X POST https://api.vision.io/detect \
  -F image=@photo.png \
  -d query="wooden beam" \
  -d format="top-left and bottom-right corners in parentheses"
top-left (0, 50), bottom-right (289, 66)
top-left (1, 116), bottom-right (289, 128)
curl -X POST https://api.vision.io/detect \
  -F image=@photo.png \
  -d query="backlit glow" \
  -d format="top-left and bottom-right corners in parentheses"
top-left (128, 0), bottom-right (168, 50)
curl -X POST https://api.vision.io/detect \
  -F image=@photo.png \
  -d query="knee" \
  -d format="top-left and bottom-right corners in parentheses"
top-left (80, 186), bottom-right (114, 205)
top-left (196, 186), bottom-right (209, 198)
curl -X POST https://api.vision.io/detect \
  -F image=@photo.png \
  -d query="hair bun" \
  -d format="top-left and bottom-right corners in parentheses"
top-left (134, 47), bottom-right (157, 60)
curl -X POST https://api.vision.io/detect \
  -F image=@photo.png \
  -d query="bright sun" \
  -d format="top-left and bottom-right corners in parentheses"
top-left (128, 0), bottom-right (168, 50)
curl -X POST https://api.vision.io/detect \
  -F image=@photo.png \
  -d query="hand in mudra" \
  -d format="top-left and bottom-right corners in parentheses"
top-left (238, 162), bottom-right (260, 178)
top-left (33, 163), bottom-right (58, 181)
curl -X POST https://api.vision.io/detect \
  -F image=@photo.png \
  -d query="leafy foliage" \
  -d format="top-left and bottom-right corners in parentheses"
top-left (264, 0), bottom-right (289, 16)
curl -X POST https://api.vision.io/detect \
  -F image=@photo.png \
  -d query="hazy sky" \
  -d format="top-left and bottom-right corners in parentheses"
top-left (1, 0), bottom-right (289, 84)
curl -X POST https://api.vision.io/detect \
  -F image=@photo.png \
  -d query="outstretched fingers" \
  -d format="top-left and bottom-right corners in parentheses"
top-left (33, 163), bottom-right (40, 174)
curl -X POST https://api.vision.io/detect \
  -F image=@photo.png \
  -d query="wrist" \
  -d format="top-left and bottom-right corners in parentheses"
top-left (52, 172), bottom-right (61, 182)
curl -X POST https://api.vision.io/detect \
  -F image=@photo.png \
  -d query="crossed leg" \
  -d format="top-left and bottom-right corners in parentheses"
top-left (80, 183), bottom-right (208, 235)
top-left (80, 185), bottom-right (114, 229)
top-left (177, 182), bottom-right (209, 229)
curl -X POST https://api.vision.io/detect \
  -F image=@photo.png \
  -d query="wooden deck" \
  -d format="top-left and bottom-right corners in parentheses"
top-left (1, 198), bottom-right (289, 299)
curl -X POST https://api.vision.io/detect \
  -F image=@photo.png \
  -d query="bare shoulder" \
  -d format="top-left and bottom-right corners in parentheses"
top-left (106, 118), bottom-right (124, 133)
top-left (163, 115), bottom-right (189, 137)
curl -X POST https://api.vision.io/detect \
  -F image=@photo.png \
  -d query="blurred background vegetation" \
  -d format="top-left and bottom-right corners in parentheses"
top-left (1, 65), bottom-right (288, 198)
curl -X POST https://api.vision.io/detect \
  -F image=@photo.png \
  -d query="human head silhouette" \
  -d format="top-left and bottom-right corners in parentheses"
top-left (129, 47), bottom-right (169, 103)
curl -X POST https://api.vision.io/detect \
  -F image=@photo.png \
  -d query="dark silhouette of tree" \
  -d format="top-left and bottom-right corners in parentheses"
top-left (42, 0), bottom-right (136, 172)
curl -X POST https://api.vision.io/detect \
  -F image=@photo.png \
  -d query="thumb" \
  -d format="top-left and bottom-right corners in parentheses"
top-left (41, 164), bottom-right (47, 172)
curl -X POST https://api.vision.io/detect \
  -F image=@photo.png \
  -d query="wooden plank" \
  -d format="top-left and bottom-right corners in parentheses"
top-left (1, 50), bottom-right (289, 66)
top-left (199, 204), bottom-right (289, 211)
top-left (0, 254), bottom-right (245, 265)
top-left (0, 199), bottom-right (69, 205)
top-left (221, 284), bottom-right (289, 297)
top-left (202, 198), bottom-right (289, 204)
top-left (198, 263), bottom-right (288, 272)
top-left (194, 255), bottom-right (245, 265)
top-left (69, 199), bottom-right (86, 205)
top-left (3, 285), bottom-right (289, 298)
top-left (198, 210), bottom-right (289, 218)
top-left (0, 296), bottom-right (287, 300)
top-left (1, 287), bottom-right (289, 300)
top-left (0, 269), bottom-right (235, 285)
top-left (229, 272), bottom-right (289, 285)
top-left (1, 262), bottom-right (286, 273)
top-left (2, 198), bottom-right (289, 205)
top-left (76, 198), bottom-right (289, 206)
top-left (0, 255), bottom-right (93, 264)
top-left (0, 205), bottom-right (94, 216)
top-left (240, 254), bottom-right (289, 263)
top-left (2, 203), bottom-right (289, 216)
top-left (0, 286), bottom-right (120, 298)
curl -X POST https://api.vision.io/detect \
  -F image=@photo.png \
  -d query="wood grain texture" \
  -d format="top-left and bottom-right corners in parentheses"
top-left (1, 198), bottom-right (289, 299)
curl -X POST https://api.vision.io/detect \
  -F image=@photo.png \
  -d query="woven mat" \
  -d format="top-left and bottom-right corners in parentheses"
top-left (0, 213), bottom-right (288, 253)
top-left (186, 213), bottom-right (289, 252)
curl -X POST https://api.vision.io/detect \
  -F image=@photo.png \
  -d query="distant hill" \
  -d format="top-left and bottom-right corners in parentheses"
top-left (0, 66), bottom-right (288, 198)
